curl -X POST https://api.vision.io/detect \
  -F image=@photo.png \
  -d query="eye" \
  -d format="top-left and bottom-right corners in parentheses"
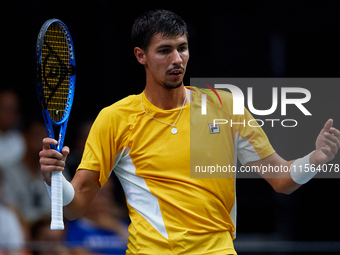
top-left (178, 46), bottom-right (187, 52)
top-left (159, 49), bottom-right (170, 54)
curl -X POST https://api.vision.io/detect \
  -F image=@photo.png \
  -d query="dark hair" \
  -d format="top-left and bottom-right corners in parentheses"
top-left (131, 9), bottom-right (188, 51)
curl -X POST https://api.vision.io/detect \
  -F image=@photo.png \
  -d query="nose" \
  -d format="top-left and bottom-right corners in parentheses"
top-left (171, 50), bottom-right (182, 66)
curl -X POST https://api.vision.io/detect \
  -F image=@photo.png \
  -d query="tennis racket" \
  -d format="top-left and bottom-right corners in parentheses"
top-left (36, 19), bottom-right (76, 230)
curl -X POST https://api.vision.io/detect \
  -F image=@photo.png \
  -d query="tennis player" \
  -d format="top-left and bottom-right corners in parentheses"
top-left (39, 10), bottom-right (340, 254)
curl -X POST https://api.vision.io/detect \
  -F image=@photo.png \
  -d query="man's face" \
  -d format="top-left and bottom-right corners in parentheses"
top-left (144, 33), bottom-right (189, 89)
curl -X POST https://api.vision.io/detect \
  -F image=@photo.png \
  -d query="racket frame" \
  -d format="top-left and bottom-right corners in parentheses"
top-left (36, 19), bottom-right (76, 230)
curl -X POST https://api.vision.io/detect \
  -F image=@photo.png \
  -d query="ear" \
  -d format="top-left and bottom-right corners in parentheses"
top-left (134, 47), bottom-right (147, 65)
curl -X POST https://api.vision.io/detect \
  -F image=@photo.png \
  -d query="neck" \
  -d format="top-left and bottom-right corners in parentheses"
top-left (144, 81), bottom-right (190, 110)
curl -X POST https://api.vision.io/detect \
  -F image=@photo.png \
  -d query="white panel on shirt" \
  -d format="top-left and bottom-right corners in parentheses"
top-left (111, 134), bottom-right (259, 241)
top-left (237, 134), bottom-right (261, 165)
top-left (113, 148), bottom-right (169, 239)
top-left (230, 132), bottom-right (262, 239)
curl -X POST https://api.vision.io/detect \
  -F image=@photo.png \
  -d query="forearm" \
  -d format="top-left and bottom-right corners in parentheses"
top-left (45, 169), bottom-right (101, 221)
top-left (64, 170), bottom-right (101, 221)
top-left (248, 153), bottom-right (302, 195)
top-left (255, 119), bottom-right (340, 194)
top-left (262, 158), bottom-right (302, 195)
top-left (252, 150), bottom-right (327, 194)
top-left (64, 188), bottom-right (96, 221)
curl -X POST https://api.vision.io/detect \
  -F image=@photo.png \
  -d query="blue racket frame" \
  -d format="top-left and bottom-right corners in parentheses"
top-left (36, 19), bottom-right (76, 230)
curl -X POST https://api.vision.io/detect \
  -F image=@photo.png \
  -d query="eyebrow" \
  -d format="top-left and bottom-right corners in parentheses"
top-left (156, 42), bottom-right (188, 50)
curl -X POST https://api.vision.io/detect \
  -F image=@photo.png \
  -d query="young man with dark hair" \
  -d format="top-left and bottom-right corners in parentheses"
top-left (39, 10), bottom-right (340, 254)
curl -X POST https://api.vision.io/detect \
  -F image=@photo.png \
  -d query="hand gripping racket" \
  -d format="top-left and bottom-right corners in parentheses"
top-left (36, 19), bottom-right (76, 230)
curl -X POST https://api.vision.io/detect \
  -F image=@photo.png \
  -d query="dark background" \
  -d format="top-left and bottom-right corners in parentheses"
top-left (2, 0), bottom-right (340, 246)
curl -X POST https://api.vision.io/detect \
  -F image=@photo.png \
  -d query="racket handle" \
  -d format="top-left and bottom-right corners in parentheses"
top-left (50, 171), bottom-right (64, 230)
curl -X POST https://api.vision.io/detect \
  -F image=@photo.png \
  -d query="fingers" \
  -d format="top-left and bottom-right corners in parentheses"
top-left (40, 137), bottom-right (70, 185)
top-left (42, 137), bottom-right (58, 150)
top-left (330, 127), bottom-right (340, 141)
top-left (319, 120), bottom-right (340, 160)
top-left (39, 157), bottom-right (66, 170)
top-left (39, 147), bottom-right (63, 160)
top-left (322, 135), bottom-right (338, 160)
top-left (324, 130), bottom-right (340, 147)
top-left (321, 146), bottom-right (334, 159)
top-left (41, 138), bottom-right (70, 159)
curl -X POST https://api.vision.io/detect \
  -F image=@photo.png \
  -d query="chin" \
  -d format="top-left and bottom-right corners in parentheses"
top-left (163, 80), bottom-right (183, 90)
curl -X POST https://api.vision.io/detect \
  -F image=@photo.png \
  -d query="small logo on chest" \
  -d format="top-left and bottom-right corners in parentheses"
top-left (208, 123), bottom-right (220, 134)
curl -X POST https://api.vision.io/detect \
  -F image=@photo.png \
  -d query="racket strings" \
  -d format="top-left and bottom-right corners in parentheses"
top-left (42, 23), bottom-right (70, 122)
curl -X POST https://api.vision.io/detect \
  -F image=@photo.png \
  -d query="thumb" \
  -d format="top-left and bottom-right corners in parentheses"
top-left (321, 119), bottom-right (333, 134)
top-left (61, 146), bottom-right (70, 160)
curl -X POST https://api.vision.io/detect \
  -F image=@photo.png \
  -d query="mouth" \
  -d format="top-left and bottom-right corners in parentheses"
top-left (168, 68), bottom-right (184, 78)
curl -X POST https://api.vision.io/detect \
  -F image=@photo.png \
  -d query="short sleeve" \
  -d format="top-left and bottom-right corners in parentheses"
top-left (236, 108), bottom-right (275, 165)
top-left (77, 107), bottom-right (117, 187)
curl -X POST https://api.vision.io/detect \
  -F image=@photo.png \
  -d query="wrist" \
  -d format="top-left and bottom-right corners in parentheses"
top-left (44, 173), bottom-right (75, 206)
top-left (309, 151), bottom-right (319, 167)
top-left (290, 151), bottom-right (317, 185)
top-left (42, 172), bottom-right (52, 186)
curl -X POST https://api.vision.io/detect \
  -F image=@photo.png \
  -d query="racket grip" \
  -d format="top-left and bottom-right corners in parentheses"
top-left (50, 171), bottom-right (64, 230)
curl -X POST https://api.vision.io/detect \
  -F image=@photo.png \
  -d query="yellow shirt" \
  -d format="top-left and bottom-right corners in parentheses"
top-left (78, 87), bottom-right (275, 255)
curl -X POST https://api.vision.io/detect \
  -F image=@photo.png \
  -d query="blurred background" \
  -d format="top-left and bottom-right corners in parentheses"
top-left (1, 0), bottom-right (340, 254)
